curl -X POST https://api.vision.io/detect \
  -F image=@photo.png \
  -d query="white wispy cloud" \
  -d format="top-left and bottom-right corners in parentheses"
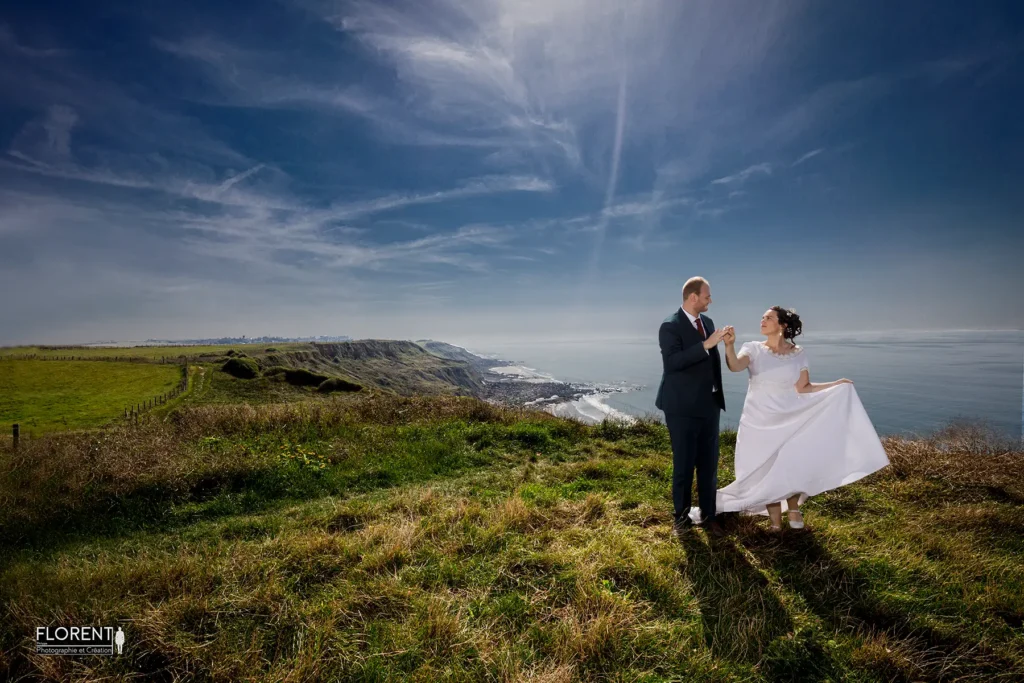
top-left (328, 3), bottom-right (581, 163)
top-left (4, 105), bottom-right (553, 220)
top-left (176, 206), bottom-right (512, 276)
top-left (1, 162), bottom-right (552, 279)
top-left (793, 148), bottom-right (824, 166)
top-left (153, 35), bottom-right (522, 150)
top-left (152, 36), bottom-right (381, 117)
top-left (601, 196), bottom-right (691, 219)
top-left (710, 162), bottom-right (773, 186)
top-left (316, 0), bottom-right (804, 181)
top-left (1, 89), bottom-right (556, 288)
top-left (214, 164), bottom-right (266, 194)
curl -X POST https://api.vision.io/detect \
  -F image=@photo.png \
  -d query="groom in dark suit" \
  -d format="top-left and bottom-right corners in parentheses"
top-left (656, 276), bottom-right (728, 537)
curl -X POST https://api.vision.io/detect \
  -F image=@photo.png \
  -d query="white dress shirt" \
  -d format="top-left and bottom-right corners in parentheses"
top-left (681, 307), bottom-right (716, 391)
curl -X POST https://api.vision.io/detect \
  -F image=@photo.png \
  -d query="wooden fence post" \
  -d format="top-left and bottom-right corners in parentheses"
top-left (12, 424), bottom-right (19, 450)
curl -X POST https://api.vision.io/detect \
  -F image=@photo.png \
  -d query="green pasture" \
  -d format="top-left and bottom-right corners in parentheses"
top-left (0, 360), bottom-right (184, 435)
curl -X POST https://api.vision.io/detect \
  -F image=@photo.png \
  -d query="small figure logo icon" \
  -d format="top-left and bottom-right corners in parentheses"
top-left (115, 626), bottom-right (125, 655)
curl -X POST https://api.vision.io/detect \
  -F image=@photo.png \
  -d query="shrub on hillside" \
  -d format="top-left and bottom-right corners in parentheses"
top-left (264, 347), bottom-right (279, 353)
top-left (264, 366), bottom-right (331, 387)
top-left (286, 368), bottom-right (330, 387)
top-left (317, 377), bottom-right (363, 393)
top-left (221, 357), bottom-right (259, 379)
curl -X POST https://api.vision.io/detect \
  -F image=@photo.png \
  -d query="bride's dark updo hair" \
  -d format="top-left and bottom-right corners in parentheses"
top-left (771, 306), bottom-right (803, 342)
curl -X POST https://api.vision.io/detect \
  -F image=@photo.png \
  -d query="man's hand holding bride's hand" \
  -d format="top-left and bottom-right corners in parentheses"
top-left (721, 326), bottom-right (736, 345)
top-left (703, 328), bottom-right (728, 350)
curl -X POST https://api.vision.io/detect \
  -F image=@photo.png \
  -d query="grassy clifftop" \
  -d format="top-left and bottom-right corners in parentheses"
top-left (186, 340), bottom-right (485, 405)
top-left (0, 340), bottom-right (489, 435)
top-left (1, 394), bottom-right (1021, 682)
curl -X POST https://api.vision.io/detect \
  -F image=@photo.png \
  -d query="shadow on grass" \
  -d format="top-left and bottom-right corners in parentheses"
top-left (745, 528), bottom-right (1023, 682)
top-left (0, 454), bottom-right (498, 573)
top-left (677, 531), bottom-right (795, 667)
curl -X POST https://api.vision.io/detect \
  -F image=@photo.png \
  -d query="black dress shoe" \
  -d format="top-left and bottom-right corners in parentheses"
top-left (703, 519), bottom-right (726, 538)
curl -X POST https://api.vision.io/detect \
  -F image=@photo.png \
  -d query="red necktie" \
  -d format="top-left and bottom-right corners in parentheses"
top-left (695, 317), bottom-right (706, 339)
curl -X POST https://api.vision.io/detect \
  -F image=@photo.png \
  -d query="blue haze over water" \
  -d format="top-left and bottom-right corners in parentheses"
top-left (458, 331), bottom-right (1024, 440)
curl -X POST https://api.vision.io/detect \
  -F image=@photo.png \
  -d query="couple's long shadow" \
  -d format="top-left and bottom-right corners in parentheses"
top-left (677, 530), bottom-right (792, 666)
top-left (679, 521), bottom-right (863, 682)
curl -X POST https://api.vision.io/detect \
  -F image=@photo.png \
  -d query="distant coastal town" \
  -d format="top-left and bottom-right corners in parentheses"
top-left (83, 335), bottom-right (354, 347)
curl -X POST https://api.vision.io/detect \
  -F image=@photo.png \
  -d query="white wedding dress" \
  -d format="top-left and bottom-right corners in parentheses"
top-left (707, 341), bottom-right (890, 518)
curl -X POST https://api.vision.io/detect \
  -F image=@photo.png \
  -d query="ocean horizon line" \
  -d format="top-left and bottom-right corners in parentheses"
top-left (1, 327), bottom-right (1021, 349)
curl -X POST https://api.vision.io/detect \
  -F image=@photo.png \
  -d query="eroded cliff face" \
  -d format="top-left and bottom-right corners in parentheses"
top-left (308, 340), bottom-right (424, 361)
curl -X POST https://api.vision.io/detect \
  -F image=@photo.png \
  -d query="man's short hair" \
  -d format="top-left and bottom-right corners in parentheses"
top-left (682, 277), bottom-right (709, 301)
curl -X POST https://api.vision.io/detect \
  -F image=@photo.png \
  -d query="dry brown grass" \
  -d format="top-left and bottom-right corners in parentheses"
top-left (170, 392), bottom-right (562, 436)
top-left (882, 420), bottom-right (1024, 500)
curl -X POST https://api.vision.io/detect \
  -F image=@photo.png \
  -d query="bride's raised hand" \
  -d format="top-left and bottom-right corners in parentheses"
top-left (722, 327), bottom-right (736, 345)
top-left (703, 328), bottom-right (728, 349)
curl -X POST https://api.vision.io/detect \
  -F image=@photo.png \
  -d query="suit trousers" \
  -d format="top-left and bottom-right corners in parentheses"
top-left (664, 410), bottom-right (720, 523)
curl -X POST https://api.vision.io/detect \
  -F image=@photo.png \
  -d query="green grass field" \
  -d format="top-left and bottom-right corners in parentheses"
top-left (1, 395), bottom-right (1021, 682)
top-left (0, 360), bottom-right (184, 435)
top-left (0, 349), bottom-right (367, 438)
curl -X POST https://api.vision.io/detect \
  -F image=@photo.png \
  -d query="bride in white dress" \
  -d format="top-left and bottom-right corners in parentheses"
top-left (715, 307), bottom-right (890, 531)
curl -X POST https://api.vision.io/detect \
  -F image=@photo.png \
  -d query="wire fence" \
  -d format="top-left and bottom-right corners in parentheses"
top-left (122, 362), bottom-right (191, 424)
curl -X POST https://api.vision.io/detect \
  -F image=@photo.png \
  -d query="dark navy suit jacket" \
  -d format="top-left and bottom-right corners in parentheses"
top-left (655, 308), bottom-right (726, 416)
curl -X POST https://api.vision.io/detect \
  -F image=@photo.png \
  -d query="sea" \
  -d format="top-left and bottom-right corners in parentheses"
top-left (456, 330), bottom-right (1024, 441)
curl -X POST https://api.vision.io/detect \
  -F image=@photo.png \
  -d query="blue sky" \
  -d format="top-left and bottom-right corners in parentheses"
top-left (1, 0), bottom-right (1022, 345)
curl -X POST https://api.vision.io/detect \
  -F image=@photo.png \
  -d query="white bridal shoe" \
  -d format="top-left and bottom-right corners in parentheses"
top-left (787, 510), bottom-right (805, 529)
